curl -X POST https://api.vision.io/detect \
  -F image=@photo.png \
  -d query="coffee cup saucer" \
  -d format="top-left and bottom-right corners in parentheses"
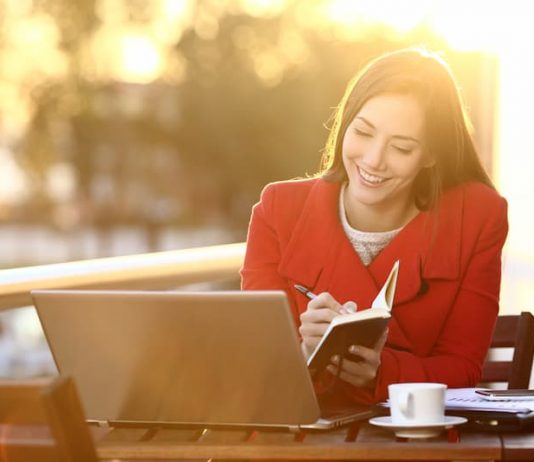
top-left (368, 416), bottom-right (467, 439)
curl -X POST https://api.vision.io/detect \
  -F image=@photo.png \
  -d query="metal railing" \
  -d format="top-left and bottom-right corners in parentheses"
top-left (0, 242), bottom-right (246, 311)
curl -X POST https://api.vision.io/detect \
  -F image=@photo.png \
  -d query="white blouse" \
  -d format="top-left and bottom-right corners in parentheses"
top-left (339, 184), bottom-right (402, 266)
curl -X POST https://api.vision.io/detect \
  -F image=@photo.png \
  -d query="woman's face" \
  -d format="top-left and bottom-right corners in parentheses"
top-left (342, 93), bottom-right (430, 212)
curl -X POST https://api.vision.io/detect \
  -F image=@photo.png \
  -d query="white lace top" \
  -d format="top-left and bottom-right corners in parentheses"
top-left (339, 184), bottom-right (402, 266)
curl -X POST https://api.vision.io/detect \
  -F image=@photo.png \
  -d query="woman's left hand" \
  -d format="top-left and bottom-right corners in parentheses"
top-left (326, 328), bottom-right (389, 388)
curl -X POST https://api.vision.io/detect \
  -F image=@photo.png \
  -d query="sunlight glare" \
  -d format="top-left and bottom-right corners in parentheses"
top-left (428, 1), bottom-right (503, 52)
top-left (324, 0), bottom-right (427, 35)
top-left (161, 0), bottom-right (192, 20)
top-left (3, 14), bottom-right (67, 80)
top-left (120, 34), bottom-right (164, 84)
top-left (317, 0), bottom-right (519, 55)
top-left (153, 0), bottom-right (194, 44)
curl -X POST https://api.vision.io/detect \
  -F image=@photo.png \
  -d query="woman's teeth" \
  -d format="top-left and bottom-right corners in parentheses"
top-left (358, 167), bottom-right (386, 184)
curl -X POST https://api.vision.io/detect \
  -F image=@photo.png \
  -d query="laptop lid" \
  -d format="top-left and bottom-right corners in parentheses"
top-left (32, 290), bottom-right (323, 428)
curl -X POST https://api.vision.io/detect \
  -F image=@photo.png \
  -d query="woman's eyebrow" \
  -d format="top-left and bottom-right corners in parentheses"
top-left (355, 116), bottom-right (374, 128)
top-left (393, 135), bottom-right (420, 144)
top-left (355, 116), bottom-right (420, 144)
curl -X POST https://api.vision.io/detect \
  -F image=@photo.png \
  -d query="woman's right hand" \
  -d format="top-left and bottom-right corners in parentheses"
top-left (298, 292), bottom-right (357, 359)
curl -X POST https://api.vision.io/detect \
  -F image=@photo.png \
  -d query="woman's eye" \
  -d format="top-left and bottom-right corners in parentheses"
top-left (393, 146), bottom-right (412, 154)
top-left (354, 128), bottom-right (371, 137)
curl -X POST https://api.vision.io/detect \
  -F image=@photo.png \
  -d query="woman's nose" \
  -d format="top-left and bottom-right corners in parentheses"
top-left (362, 140), bottom-right (387, 170)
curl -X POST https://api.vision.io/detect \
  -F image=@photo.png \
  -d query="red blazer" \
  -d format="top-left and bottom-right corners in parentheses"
top-left (241, 178), bottom-right (508, 403)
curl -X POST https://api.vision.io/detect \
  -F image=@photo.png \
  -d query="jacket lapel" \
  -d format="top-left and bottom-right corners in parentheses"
top-left (277, 180), bottom-right (339, 290)
top-left (278, 180), bottom-right (382, 306)
top-left (369, 185), bottom-right (465, 302)
top-left (278, 179), bottom-right (464, 307)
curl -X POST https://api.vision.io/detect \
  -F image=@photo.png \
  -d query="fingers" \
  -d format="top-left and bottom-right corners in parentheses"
top-left (303, 292), bottom-right (357, 316)
top-left (298, 292), bottom-right (358, 359)
top-left (307, 292), bottom-right (344, 313)
top-left (326, 328), bottom-right (388, 387)
top-left (342, 301), bottom-right (358, 314)
top-left (327, 356), bottom-right (377, 387)
top-left (298, 310), bottom-right (333, 353)
top-left (335, 367), bottom-right (374, 387)
top-left (299, 293), bottom-right (345, 341)
top-left (300, 307), bottom-right (339, 325)
top-left (346, 327), bottom-right (388, 361)
top-left (374, 327), bottom-right (389, 351)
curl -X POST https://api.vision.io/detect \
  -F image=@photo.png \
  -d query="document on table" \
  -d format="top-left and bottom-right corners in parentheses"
top-left (446, 388), bottom-right (534, 413)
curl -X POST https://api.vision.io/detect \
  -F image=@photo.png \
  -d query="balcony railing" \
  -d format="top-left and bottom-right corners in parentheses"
top-left (0, 242), bottom-right (246, 311)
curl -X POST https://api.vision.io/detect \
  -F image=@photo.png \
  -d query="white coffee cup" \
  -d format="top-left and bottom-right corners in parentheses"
top-left (388, 383), bottom-right (446, 425)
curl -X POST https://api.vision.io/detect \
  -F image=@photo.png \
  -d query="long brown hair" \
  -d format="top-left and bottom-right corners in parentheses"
top-left (320, 48), bottom-right (493, 210)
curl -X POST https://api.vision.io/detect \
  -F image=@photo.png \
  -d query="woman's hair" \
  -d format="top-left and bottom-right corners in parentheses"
top-left (320, 48), bottom-right (494, 210)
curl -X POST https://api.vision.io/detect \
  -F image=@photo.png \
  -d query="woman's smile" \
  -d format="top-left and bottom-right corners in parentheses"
top-left (357, 165), bottom-right (390, 186)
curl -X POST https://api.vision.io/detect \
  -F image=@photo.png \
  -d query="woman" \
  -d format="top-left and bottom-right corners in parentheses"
top-left (240, 48), bottom-right (508, 404)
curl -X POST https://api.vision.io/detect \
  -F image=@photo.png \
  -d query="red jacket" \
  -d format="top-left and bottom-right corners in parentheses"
top-left (241, 178), bottom-right (508, 404)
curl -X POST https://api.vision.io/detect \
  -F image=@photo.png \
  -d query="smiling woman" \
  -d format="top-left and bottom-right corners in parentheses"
top-left (241, 48), bottom-right (508, 406)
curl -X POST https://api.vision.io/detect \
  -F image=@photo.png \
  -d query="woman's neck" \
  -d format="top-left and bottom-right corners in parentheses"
top-left (342, 187), bottom-right (420, 232)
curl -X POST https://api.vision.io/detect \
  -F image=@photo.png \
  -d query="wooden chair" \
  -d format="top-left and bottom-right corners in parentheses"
top-left (0, 376), bottom-right (98, 462)
top-left (480, 311), bottom-right (534, 389)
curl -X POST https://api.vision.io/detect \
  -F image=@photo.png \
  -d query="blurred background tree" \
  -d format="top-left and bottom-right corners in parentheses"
top-left (0, 0), bottom-right (496, 261)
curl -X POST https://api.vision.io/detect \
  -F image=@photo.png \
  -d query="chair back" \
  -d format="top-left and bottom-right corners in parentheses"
top-left (480, 311), bottom-right (534, 389)
top-left (0, 376), bottom-right (98, 462)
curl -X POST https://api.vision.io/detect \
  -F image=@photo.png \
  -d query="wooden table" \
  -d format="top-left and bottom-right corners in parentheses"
top-left (501, 433), bottom-right (534, 461)
top-left (3, 422), bottom-right (532, 461)
top-left (94, 423), bottom-right (507, 461)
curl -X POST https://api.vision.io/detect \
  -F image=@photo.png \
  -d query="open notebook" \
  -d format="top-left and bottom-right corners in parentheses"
top-left (32, 289), bottom-right (374, 431)
top-left (307, 260), bottom-right (399, 378)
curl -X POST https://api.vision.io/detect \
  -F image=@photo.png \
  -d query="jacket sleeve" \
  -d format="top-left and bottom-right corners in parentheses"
top-left (347, 195), bottom-right (509, 404)
top-left (240, 184), bottom-right (291, 293)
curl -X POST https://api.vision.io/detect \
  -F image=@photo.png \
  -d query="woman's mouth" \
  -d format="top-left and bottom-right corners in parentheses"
top-left (358, 166), bottom-right (388, 185)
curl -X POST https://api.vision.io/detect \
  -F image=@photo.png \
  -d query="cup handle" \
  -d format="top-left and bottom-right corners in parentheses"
top-left (398, 391), bottom-right (413, 418)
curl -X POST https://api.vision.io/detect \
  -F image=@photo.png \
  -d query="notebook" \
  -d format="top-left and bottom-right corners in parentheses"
top-left (32, 289), bottom-right (374, 431)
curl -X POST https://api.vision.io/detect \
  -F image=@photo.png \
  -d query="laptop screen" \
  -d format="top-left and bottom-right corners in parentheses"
top-left (32, 290), bottom-right (321, 427)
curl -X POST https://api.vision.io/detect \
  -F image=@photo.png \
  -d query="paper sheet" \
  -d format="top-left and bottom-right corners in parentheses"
top-left (446, 388), bottom-right (534, 413)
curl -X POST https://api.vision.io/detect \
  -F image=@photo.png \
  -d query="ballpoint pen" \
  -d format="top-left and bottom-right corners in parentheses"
top-left (295, 284), bottom-right (358, 314)
top-left (294, 284), bottom-right (317, 300)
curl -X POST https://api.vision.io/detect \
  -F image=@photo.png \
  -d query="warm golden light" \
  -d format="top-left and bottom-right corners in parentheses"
top-left (239, 0), bottom-right (288, 17)
top-left (153, 0), bottom-right (194, 45)
top-left (291, 0), bottom-right (516, 55)
top-left (323, 0), bottom-right (427, 35)
top-left (87, 27), bottom-right (164, 83)
top-left (427, 1), bottom-right (501, 52)
top-left (120, 35), bottom-right (164, 84)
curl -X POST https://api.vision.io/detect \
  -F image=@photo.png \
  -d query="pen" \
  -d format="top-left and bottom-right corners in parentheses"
top-left (294, 284), bottom-right (317, 300)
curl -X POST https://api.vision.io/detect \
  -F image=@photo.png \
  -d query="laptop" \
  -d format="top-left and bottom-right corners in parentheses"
top-left (32, 289), bottom-right (374, 431)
